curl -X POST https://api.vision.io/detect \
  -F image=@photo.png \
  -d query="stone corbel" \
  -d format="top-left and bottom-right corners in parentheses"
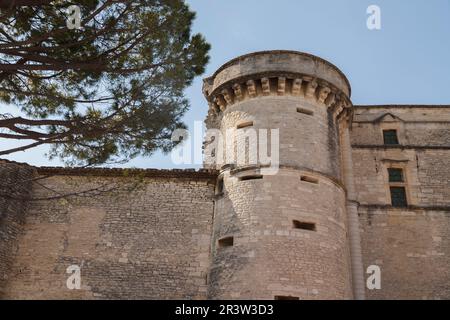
top-left (261, 77), bottom-right (271, 95)
top-left (331, 98), bottom-right (345, 122)
top-left (214, 95), bottom-right (227, 112)
top-left (292, 78), bottom-right (303, 96)
top-left (325, 92), bottom-right (336, 107)
top-left (208, 102), bottom-right (219, 115)
top-left (232, 83), bottom-right (243, 101)
top-left (246, 80), bottom-right (257, 98)
top-left (305, 79), bottom-right (318, 99)
top-left (335, 99), bottom-right (346, 117)
top-left (318, 86), bottom-right (331, 103)
top-left (277, 77), bottom-right (286, 95)
top-left (221, 88), bottom-right (233, 105)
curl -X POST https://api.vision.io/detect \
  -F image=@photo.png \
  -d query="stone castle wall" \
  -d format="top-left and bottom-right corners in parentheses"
top-left (0, 168), bottom-right (216, 299)
top-left (1, 104), bottom-right (449, 300)
top-left (210, 169), bottom-right (351, 299)
top-left (0, 51), bottom-right (449, 300)
top-left (0, 161), bottom-right (35, 296)
top-left (351, 105), bottom-right (450, 299)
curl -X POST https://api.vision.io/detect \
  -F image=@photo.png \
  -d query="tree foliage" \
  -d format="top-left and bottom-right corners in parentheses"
top-left (0, 0), bottom-right (210, 165)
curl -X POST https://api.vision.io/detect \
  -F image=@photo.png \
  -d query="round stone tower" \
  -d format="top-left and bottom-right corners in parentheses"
top-left (202, 51), bottom-right (356, 299)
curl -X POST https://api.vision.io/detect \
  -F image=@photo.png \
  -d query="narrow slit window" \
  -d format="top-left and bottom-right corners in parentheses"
top-left (215, 177), bottom-right (224, 196)
top-left (390, 187), bottom-right (408, 207)
top-left (293, 220), bottom-right (316, 231)
top-left (237, 121), bottom-right (254, 129)
top-left (275, 296), bottom-right (300, 300)
top-left (383, 130), bottom-right (399, 145)
top-left (239, 175), bottom-right (263, 181)
top-left (388, 168), bottom-right (404, 182)
top-left (296, 107), bottom-right (314, 116)
top-left (218, 236), bottom-right (234, 248)
top-left (300, 175), bottom-right (319, 184)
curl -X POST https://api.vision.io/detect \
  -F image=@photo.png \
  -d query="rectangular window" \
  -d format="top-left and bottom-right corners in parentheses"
top-left (215, 177), bottom-right (224, 196)
top-left (293, 220), bottom-right (316, 231)
top-left (300, 175), bottom-right (319, 184)
top-left (237, 121), bottom-right (254, 129)
top-left (218, 236), bottom-right (234, 248)
top-left (275, 296), bottom-right (300, 300)
top-left (388, 168), bottom-right (404, 182)
top-left (239, 175), bottom-right (263, 181)
top-left (390, 187), bottom-right (408, 207)
top-left (383, 130), bottom-right (399, 145)
top-left (296, 107), bottom-right (314, 116)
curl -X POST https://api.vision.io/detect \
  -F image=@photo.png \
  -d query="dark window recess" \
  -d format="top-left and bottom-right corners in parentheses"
top-left (275, 296), bottom-right (300, 300)
top-left (296, 107), bottom-right (314, 116)
top-left (237, 121), bottom-right (254, 129)
top-left (218, 236), bottom-right (234, 248)
top-left (239, 175), bottom-right (263, 181)
top-left (293, 220), bottom-right (316, 231)
top-left (215, 178), bottom-right (224, 195)
top-left (390, 187), bottom-right (408, 207)
top-left (300, 175), bottom-right (319, 184)
top-left (383, 130), bottom-right (399, 145)
top-left (388, 168), bottom-right (404, 182)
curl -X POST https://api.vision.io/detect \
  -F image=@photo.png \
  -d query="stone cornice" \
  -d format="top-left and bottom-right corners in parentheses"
top-left (210, 50), bottom-right (352, 96)
top-left (218, 164), bottom-right (346, 193)
top-left (354, 104), bottom-right (450, 109)
top-left (359, 204), bottom-right (450, 212)
top-left (204, 71), bottom-right (352, 120)
top-left (351, 145), bottom-right (450, 150)
top-left (354, 120), bottom-right (450, 124)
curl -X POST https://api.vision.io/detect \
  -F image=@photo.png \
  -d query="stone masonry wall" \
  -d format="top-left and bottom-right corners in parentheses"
top-left (351, 106), bottom-right (450, 299)
top-left (359, 207), bottom-right (450, 299)
top-left (1, 103), bottom-right (449, 300)
top-left (0, 161), bottom-right (34, 297)
top-left (203, 50), bottom-right (353, 300)
top-left (1, 170), bottom-right (215, 299)
top-left (351, 106), bottom-right (450, 147)
top-left (209, 169), bottom-right (352, 300)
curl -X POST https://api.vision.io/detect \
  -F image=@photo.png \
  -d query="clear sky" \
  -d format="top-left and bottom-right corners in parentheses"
top-left (2, 0), bottom-right (450, 168)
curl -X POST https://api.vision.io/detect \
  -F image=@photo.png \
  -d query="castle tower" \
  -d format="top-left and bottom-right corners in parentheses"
top-left (202, 51), bottom-right (362, 300)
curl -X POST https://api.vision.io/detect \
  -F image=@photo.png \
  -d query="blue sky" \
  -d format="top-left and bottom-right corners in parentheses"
top-left (2, 0), bottom-right (450, 168)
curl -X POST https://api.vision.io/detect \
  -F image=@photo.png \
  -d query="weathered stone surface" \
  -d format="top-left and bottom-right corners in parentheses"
top-left (0, 171), bottom-right (215, 299)
top-left (1, 51), bottom-right (449, 300)
top-left (0, 161), bottom-right (34, 297)
top-left (351, 105), bottom-right (450, 300)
